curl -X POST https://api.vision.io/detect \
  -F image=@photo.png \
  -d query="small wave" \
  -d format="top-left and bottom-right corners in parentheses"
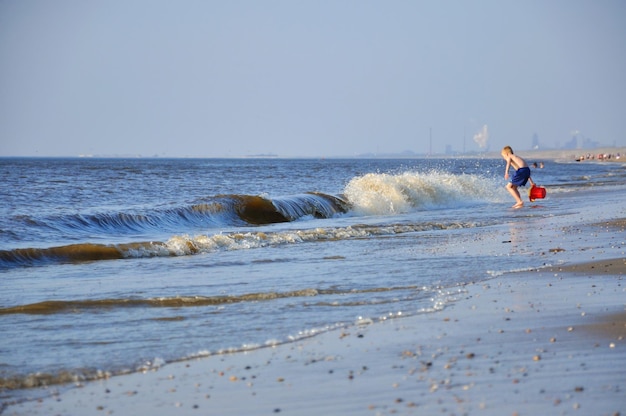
top-left (0, 285), bottom-right (426, 315)
top-left (0, 243), bottom-right (126, 267)
top-left (0, 289), bottom-right (320, 315)
top-left (0, 220), bottom-right (477, 268)
top-left (0, 242), bottom-right (165, 268)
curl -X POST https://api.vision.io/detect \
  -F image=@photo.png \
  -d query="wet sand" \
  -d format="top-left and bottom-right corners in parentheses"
top-left (5, 259), bottom-right (625, 415)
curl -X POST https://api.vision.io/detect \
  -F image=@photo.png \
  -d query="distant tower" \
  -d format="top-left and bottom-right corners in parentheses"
top-left (463, 127), bottom-right (466, 154)
top-left (532, 133), bottom-right (540, 150)
top-left (429, 127), bottom-right (432, 156)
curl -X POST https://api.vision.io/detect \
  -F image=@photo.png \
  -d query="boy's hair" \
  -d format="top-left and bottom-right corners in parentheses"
top-left (502, 146), bottom-right (514, 154)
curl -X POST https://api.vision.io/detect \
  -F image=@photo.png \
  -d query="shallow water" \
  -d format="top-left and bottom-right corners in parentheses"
top-left (1, 156), bottom-right (625, 400)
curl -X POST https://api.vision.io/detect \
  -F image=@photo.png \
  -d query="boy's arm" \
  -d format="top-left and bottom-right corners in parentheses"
top-left (504, 157), bottom-right (511, 179)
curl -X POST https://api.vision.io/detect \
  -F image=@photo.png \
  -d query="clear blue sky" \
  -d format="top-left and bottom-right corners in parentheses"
top-left (1, 0), bottom-right (624, 157)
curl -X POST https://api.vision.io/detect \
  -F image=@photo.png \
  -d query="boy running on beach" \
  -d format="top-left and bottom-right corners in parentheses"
top-left (501, 146), bottom-right (535, 208)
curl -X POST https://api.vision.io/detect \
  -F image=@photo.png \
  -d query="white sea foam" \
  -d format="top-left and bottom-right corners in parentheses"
top-left (343, 171), bottom-right (501, 215)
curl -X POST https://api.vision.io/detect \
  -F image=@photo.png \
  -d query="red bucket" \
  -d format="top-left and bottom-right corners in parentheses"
top-left (528, 185), bottom-right (546, 202)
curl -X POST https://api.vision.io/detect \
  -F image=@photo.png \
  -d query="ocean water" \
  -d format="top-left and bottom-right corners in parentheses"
top-left (1, 156), bottom-right (625, 402)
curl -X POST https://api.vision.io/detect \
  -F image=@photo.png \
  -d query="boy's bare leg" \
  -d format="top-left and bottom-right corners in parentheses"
top-left (506, 183), bottom-right (524, 208)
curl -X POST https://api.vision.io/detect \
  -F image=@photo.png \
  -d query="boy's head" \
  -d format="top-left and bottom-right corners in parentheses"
top-left (502, 146), bottom-right (514, 157)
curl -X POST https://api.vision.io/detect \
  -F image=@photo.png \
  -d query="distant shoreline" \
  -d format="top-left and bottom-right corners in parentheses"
top-left (482, 146), bottom-right (625, 163)
top-left (1, 146), bottom-right (624, 161)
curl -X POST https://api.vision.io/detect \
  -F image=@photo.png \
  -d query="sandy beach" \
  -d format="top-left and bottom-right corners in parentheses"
top-left (5, 218), bottom-right (625, 416)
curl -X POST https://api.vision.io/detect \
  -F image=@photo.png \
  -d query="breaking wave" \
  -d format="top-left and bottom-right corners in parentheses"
top-left (344, 170), bottom-right (498, 215)
top-left (1, 171), bottom-right (499, 269)
top-left (9, 192), bottom-right (349, 237)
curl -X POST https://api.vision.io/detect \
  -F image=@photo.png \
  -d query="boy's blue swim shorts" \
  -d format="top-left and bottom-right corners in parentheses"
top-left (511, 167), bottom-right (531, 186)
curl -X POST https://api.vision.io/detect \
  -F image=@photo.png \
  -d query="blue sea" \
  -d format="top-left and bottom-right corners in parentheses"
top-left (1, 156), bottom-right (625, 405)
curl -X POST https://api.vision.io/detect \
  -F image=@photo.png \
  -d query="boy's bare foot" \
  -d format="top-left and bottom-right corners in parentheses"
top-left (512, 202), bottom-right (524, 209)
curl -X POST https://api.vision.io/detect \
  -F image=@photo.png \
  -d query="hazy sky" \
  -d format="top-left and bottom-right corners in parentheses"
top-left (1, 0), bottom-right (625, 157)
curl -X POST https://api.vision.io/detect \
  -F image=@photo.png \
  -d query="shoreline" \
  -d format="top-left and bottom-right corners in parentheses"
top-left (5, 255), bottom-right (624, 415)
